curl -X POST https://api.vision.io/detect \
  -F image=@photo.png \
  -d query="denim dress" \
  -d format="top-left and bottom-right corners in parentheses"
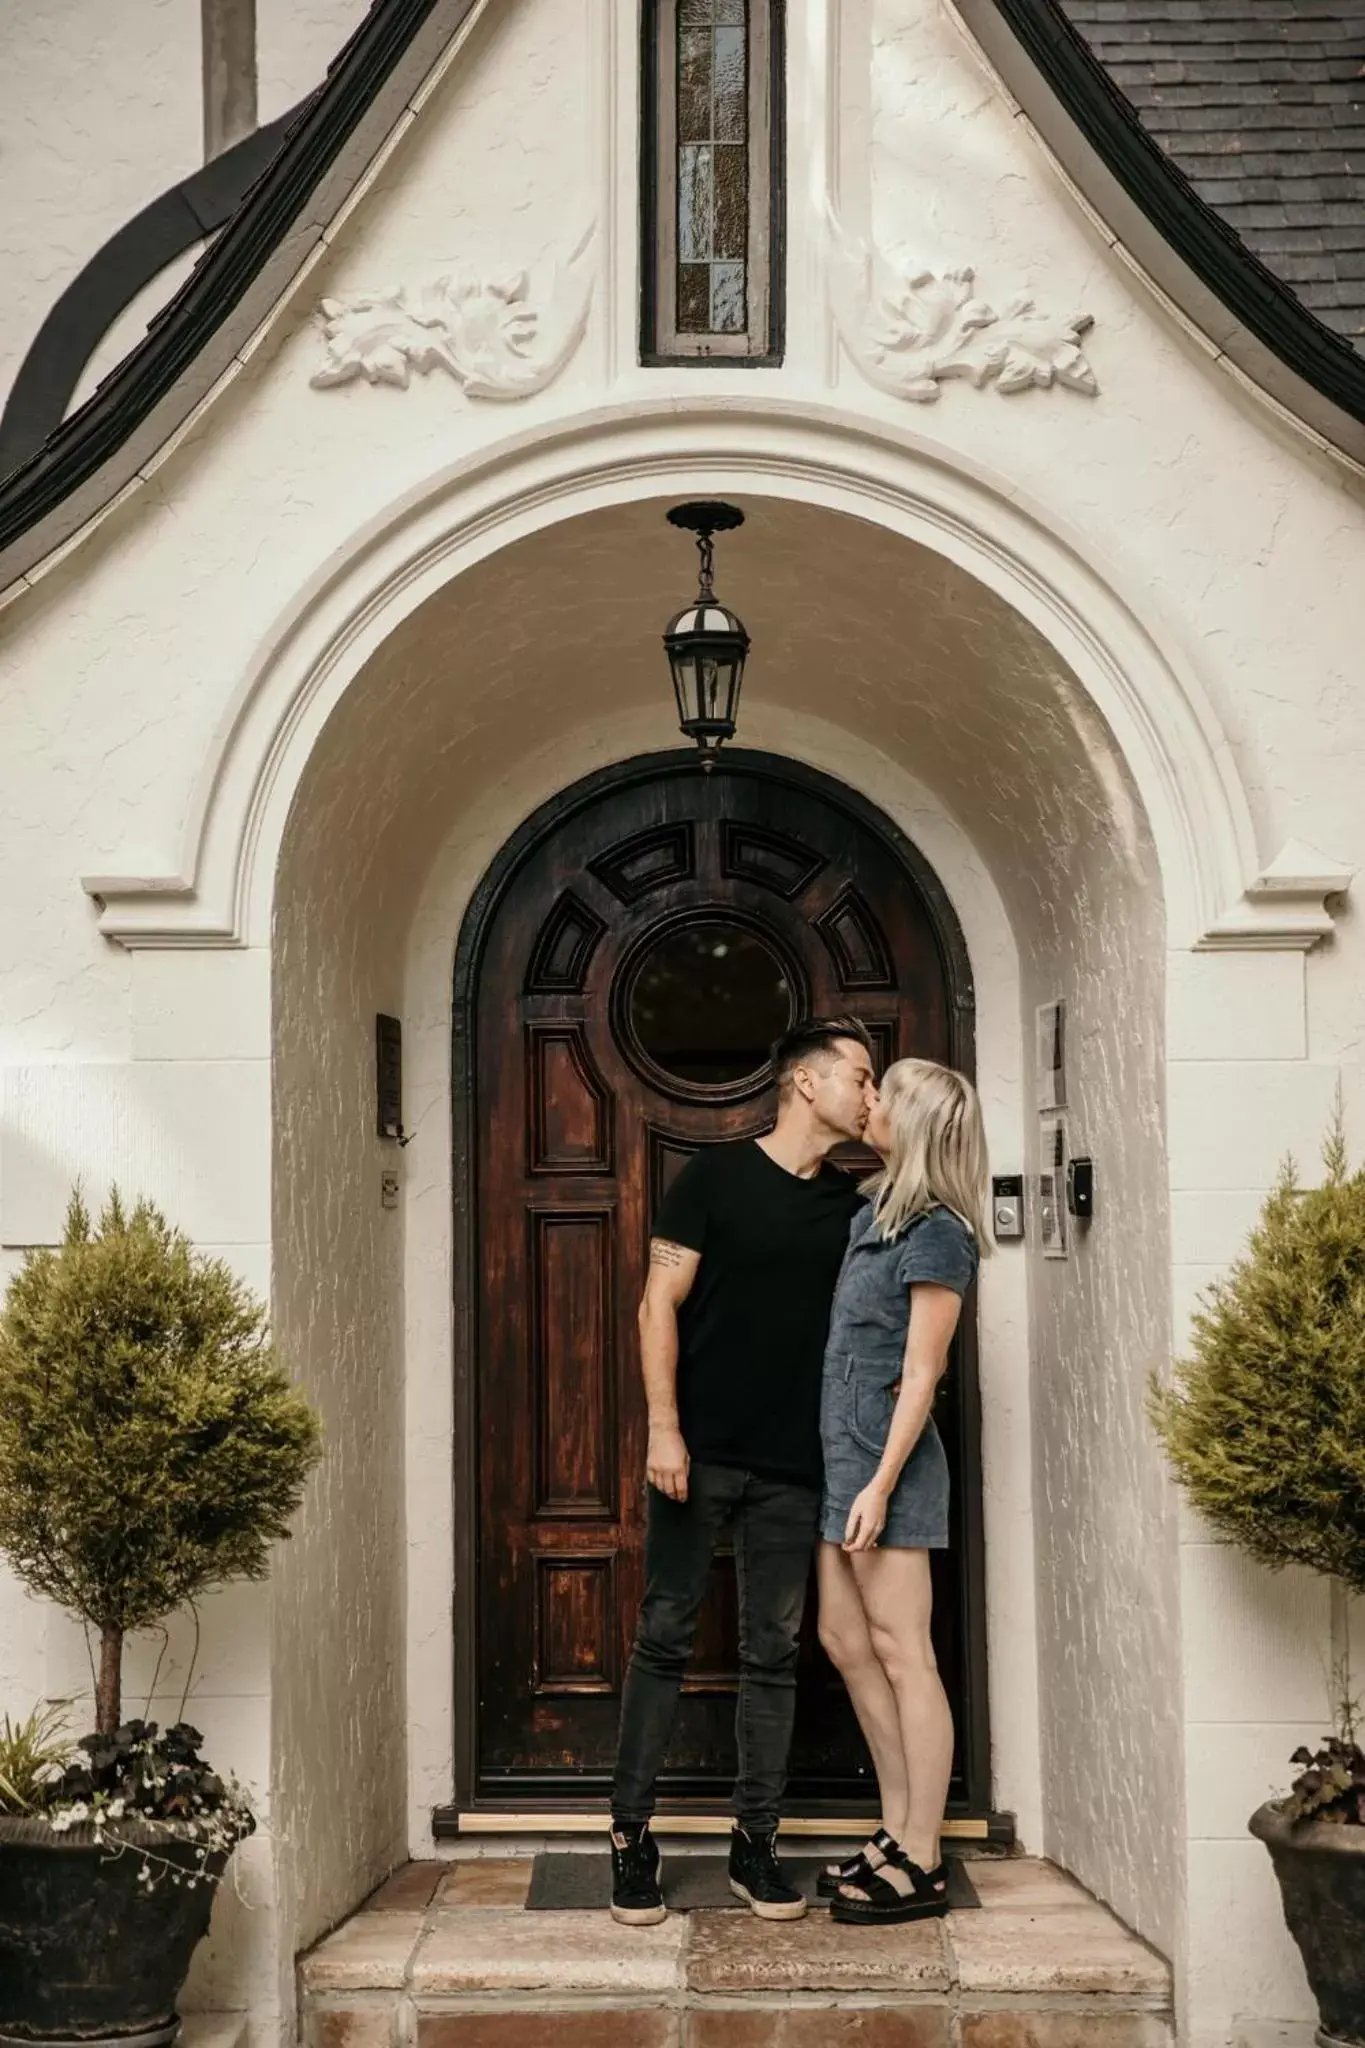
top-left (819, 1202), bottom-right (979, 1549)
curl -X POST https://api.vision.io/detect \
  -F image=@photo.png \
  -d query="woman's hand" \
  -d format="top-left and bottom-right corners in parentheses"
top-left (843, 1479), bottom-right (890, 1553)
top-left (647, 1423), bottom-right (691, 1502)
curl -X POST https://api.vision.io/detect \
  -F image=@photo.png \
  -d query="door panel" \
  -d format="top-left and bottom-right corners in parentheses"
top-left (526, 1025), bottom-right (614, 1174)
top-left (529, 1206), bottom-right (616, 1519)
top-left (467, 755), bottom-right (984, 1813)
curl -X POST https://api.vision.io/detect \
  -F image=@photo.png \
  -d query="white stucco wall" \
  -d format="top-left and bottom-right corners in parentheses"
top-left (0, 0), bottom-right (1362, 2043)
top-left (1017, 743), bottom-right (1180, 1952)
top-left (257, 0), bottom-right (373, 127)
top-left (271, 775), bottom-right (409, 1976)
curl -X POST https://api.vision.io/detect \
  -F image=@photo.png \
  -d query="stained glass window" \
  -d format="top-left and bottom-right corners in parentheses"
top-left (676, 1), bottom-right (749, 335)
top-left (642, 0), bottom-right (782, 362)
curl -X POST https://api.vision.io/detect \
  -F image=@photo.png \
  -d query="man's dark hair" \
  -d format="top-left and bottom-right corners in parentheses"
top-left (770, 1016), bottom-right (874, 1094)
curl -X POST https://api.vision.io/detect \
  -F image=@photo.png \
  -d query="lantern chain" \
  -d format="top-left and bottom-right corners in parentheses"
top-left (695, 529), bottom-right (716, 604)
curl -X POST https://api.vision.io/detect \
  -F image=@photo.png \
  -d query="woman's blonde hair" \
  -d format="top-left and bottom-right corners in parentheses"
top-left (862, 1058), bottom-right (993, 1253)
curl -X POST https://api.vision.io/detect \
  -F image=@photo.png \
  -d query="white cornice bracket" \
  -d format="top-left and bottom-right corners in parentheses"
top-left (1198, 839), bottom-right (1352, 951)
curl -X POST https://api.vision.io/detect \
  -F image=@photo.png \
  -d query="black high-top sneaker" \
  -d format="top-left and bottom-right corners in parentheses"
top-left (609, 1821), bottom-right (666, 1925)
top-left (728, 1824), bottom-right (808, 1920)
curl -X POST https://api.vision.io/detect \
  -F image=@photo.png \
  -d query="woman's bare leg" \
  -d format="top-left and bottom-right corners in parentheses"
top-left (850, 1546), bottom-right (952, 1875)
top-left (816, 1540), bottom-right (909, 1842)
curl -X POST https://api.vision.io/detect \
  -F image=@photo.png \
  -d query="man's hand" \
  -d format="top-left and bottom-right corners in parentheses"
top-left (647, 1423), bottom-right (691, 1502)
top-left (843, 1479), bottom-right (889, 1553)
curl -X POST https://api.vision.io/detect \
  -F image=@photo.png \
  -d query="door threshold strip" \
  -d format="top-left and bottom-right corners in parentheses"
top-left (451, 1812), bottom-right (991, 1837)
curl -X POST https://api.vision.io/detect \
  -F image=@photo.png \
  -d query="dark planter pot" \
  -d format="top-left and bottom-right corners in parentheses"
top-left (0, 1815), bottom-right (232, 2047)
top-left (1251, 1801), bottom-right (1365, 2047)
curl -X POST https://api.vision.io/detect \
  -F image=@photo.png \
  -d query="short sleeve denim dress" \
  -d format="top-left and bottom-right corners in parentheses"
top-left (819, 1202), bottom-right (979, 1549)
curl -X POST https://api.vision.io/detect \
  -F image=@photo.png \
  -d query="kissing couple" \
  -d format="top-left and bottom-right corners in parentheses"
top-left (609, 1016), bottom-right (990, 1927)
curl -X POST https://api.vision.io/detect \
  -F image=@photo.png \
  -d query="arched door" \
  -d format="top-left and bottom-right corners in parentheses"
top-left (453, 753), bottom-right (988, 1818)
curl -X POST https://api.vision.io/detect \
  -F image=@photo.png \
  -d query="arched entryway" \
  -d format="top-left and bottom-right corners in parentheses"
top-left (448, 749), bottom-right (991, 1823)
top-left (260, 442), bottom-right (1194, 1970)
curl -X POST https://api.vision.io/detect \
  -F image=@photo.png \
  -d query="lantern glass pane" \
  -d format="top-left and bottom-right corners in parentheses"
top-left (668, 649), bottom-right (693, 728)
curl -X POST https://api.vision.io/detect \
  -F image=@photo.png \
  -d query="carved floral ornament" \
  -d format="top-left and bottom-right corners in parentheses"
top-left (309, 224), bottom-right (595, 400)
top-left (826, 210), bottom-right (1098, 404)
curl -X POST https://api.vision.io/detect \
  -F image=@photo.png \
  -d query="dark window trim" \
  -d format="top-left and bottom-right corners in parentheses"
top-left (639, 0), bottom-right (786, 368)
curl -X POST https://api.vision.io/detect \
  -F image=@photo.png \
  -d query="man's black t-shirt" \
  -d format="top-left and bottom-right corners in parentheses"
top-left (653, 1140), bottom-right (863, 1488)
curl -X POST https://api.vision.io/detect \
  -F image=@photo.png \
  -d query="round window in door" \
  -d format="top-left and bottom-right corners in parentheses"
top-left (615, 911), bottom-right (801, 1099)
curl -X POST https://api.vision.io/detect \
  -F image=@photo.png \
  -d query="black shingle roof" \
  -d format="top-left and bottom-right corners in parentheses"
top-left (1057, 1), bottom-right (1365, 348)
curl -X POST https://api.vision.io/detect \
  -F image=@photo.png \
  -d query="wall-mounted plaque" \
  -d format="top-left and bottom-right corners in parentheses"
top-left (1039, 1112), bottom-right (1068, 1259)
top-left (376, 1013), bottom-right (403, 1140)
top-left (1036, 998), bottom-right (1066, 1112)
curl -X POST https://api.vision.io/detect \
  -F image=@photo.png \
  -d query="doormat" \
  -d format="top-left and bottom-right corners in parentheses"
top-left (525, 1851), bottom-right (980, 1912)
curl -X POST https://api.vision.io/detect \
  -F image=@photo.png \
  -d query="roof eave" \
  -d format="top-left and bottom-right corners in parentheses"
top-left (956, 0), bottom-right (1365, 469)
top-left (0, 0), bottom-right (490, 599)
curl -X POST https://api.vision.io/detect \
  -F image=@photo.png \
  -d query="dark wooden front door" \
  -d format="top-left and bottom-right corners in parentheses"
top-left (459, 752), bottom-right (986, 1816)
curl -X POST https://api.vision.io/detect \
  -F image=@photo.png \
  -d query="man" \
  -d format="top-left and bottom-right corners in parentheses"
top-left (609, 1017), bottom-right (878, 1924)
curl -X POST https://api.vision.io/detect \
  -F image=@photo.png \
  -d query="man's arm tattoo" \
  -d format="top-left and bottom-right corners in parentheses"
top-left (649, 1238), bottom-right (688, 1268)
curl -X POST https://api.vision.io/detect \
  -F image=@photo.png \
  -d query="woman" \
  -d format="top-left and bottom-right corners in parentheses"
top-left (815, 1057), bottom-right (991, 1925)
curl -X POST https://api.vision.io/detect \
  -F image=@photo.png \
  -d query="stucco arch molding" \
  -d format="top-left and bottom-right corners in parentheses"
top-left (79, 401), bottom-right (1342, 954)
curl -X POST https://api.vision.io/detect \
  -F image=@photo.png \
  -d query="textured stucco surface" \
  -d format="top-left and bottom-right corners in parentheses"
top-left (0, 0), bottom-right (1362, 2043)
top-left (271, 769), bottom-right (410, 1985)
top-left (257, 0), bottom-right (373, 128)
top-left (1018, 753), bottom-right (1179, 1954)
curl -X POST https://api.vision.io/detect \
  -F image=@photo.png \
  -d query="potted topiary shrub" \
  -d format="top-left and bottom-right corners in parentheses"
top-left (0, 1190), bottom-right (321, 2048)
top-left (1150, 1115), bottom-right (1365, 2047)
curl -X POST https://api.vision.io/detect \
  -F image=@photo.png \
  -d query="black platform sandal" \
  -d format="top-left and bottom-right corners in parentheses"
top-left (828, 1841), bottom-right (950, 1925)
top-left (816, 1827), bottom-right (899, 1900)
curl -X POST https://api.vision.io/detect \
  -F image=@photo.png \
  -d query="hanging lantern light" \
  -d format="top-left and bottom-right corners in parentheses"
top-left (663, 501), bottom-right (749, 771)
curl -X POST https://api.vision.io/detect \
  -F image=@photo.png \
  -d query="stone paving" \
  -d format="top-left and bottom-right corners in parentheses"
top-left (299, 1854), bottom-right (1172, 2047)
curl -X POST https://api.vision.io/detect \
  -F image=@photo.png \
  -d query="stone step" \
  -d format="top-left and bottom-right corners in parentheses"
top-left (299, 1856), bottom-right (1173, 2048)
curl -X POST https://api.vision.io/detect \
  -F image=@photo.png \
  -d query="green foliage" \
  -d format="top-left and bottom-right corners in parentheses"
top-left (1284, 1735), bottom-right (1365, 1825)
top-left (1149, 1108), bottom-right (1365, 1594)
top-left (46, 1718), bottom-right (255, 1850)
top-left (0, 1189), bottom-right (323, 1637)
top-left (0, 1701), bottom-right (73, 1812)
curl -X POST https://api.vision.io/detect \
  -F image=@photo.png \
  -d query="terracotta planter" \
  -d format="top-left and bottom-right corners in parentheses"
top-left (0, 1814), bottom-right (231, 2046)
top-left (1251, 1801), bottom-right (1365, 2047)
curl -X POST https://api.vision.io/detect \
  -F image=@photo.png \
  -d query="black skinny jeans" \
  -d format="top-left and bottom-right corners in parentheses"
top-left (611, 1461), bottom-right (820, 1834)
